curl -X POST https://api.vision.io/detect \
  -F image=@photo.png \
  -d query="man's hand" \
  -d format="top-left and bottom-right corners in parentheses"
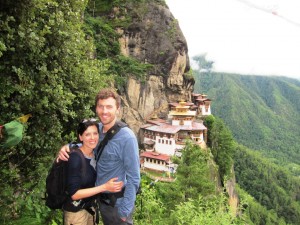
top-left (56, 144), bottom-right (70, 162)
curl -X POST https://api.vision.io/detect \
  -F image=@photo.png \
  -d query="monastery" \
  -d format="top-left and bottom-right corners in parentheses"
top-left (140, 93), bottom-right (212, 174)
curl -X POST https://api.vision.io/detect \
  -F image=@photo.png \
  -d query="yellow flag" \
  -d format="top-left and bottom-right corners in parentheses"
top-left (17, 114), bottom-right (32, 123)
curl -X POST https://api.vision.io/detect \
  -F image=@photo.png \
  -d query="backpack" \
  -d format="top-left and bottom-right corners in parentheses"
top-left (44, 146), bottom-right (86, 210)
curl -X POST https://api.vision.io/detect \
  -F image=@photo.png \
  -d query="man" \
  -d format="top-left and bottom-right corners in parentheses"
top-left (58, 88), bottom-right (140, 225)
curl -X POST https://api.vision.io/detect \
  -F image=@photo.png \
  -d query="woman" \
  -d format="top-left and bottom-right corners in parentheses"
top-left (63, 119), bottom-right (123, 225)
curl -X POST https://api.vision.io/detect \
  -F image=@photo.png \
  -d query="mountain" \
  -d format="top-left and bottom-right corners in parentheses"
top-left (194, 72), bottom-right (300, 176)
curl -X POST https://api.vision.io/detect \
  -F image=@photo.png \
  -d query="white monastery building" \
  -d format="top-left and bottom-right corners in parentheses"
top-left (140, 93), bottom-right (212, 174)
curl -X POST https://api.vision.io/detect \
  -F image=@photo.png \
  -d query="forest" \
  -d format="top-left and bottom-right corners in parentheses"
top-left (193, 56), bottom-right (300, 224)
top-left (1, 0), bottom-right (300, 224)
top-left (193, 69), bottom-right (300, 176)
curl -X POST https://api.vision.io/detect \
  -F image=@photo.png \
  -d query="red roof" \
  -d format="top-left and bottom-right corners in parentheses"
top-left (146, 118), bottom-right (166, 125)
top-left (140, 151), bottom-right (170, 161)
top-left (143, 121), bottom-right (207, 133)
top-left (144, 124), bottom-right (181, 134)
top-left (196, 97), bottom-right (211, 102)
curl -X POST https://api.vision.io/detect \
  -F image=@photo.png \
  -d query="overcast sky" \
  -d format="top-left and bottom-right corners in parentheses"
top-left (166, 0), bottom-right (300, 79)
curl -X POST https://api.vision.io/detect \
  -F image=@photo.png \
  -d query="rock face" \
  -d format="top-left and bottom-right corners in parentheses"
top-left (115, 2), bottom-right (195, 135)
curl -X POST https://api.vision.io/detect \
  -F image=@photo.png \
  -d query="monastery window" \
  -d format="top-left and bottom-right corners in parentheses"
top-left (169, 140), bottom-right (172, 145)
top-left (158, 139), bottom-right (161, 143)
top-left (162, 139), bottom-right (164, 144)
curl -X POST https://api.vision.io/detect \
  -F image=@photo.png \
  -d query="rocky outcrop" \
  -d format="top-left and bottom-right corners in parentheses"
top-left (114, 2), bottom-right (195, 135)
top-left (225, 166), bottom-right (240, 216)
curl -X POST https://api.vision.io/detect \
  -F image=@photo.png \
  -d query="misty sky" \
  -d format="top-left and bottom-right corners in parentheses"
top-left (166, 0), bottom-right (300, 79)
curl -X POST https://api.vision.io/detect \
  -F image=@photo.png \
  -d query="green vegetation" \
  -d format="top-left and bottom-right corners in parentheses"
top-left (206, 116), bottom-right (235, 181)
top-left (134, 142), bottom-right (243, 225)
top-left (234, 145), bottom-right (300, 224)
top-left (193, 68), bottom-right (300, 224)
top-left (0, 0), bottom-right (110, 223)
top-left (194, 71), bottom-right (300, 175)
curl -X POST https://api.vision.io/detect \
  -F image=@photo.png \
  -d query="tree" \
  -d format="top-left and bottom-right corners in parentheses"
top-left (0, 0), bottom-right (113, 223)
top-left (175, 141), bottom-right (215, 200)
top-left (209, 117), bottom-right (235, 182)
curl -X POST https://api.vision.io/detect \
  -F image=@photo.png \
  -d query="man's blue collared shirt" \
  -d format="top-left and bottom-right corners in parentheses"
top-left (95, 123), bottom-right (140, 218)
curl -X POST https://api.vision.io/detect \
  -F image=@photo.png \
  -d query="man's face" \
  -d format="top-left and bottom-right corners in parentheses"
top-left (96, 97), bottom-right (119, 127)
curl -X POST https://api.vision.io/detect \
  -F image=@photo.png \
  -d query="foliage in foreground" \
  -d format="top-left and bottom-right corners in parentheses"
top-left (0, 0), bottom-right (112, 223)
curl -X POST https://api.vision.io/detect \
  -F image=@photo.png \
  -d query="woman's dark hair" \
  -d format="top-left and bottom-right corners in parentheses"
top-left (77, 119), bottom-right (99, 142)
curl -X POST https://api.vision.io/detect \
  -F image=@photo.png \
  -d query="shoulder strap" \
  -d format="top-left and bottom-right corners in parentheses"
top-left (95, 121), bottom-right (127, 163)
top-left (70, 146), bottom-right (87, 182)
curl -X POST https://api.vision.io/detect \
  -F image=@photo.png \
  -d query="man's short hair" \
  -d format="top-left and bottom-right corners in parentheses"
top-left (95, 88), bottom-right (121, 108)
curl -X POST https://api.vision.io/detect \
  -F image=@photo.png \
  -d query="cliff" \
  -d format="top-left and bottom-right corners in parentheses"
top-left (99, 1), bottom-right (195, 134)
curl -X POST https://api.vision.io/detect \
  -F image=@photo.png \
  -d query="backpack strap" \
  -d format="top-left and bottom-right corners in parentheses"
top-left (70, 146), bottom-right (87, 185)
top-left (95, 120), bottom-right (127, 163)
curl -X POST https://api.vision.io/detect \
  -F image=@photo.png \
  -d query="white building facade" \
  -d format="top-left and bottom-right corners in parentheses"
top-left (140, 96), bottom-right (211, 173)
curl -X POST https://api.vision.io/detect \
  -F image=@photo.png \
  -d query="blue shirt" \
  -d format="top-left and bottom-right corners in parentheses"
top-left (96, 123), bottom-right (140, 218)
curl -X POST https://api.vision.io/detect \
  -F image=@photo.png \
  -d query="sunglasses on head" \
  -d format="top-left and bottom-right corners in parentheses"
top-left (82, 118), bottom-right (98, 123)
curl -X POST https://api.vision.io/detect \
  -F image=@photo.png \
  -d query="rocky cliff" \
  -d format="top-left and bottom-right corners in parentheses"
top-left (109, 1), bottom-right (195, 134)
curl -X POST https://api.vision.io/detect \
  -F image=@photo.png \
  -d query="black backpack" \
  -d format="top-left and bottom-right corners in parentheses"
top-left (44, 146), bottom-right (86, 210)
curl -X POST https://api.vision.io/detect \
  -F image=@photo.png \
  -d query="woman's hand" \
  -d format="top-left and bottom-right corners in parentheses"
top-left (104, 177), bottom-right (124, 192)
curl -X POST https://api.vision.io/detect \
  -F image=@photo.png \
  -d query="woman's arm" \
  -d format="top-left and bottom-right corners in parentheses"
top-left (71, 177), bottom-right (123, 200)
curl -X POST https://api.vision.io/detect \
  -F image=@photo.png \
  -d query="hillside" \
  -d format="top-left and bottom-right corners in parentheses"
top-left (194, 72), bottom-right (300, 176)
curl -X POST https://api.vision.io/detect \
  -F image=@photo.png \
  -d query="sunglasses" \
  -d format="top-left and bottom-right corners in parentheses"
top-left (82, 118), bottom-right (98, 123)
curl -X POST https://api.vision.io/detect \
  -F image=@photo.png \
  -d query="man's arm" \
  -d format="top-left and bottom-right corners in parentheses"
top-left (118, 135), bottom-right (140, 219)
top-left (56, 144), bottom-right (70, 162)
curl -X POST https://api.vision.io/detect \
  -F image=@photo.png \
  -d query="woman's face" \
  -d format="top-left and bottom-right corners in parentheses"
top-left (79, 125), bottom-right (99, 149)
